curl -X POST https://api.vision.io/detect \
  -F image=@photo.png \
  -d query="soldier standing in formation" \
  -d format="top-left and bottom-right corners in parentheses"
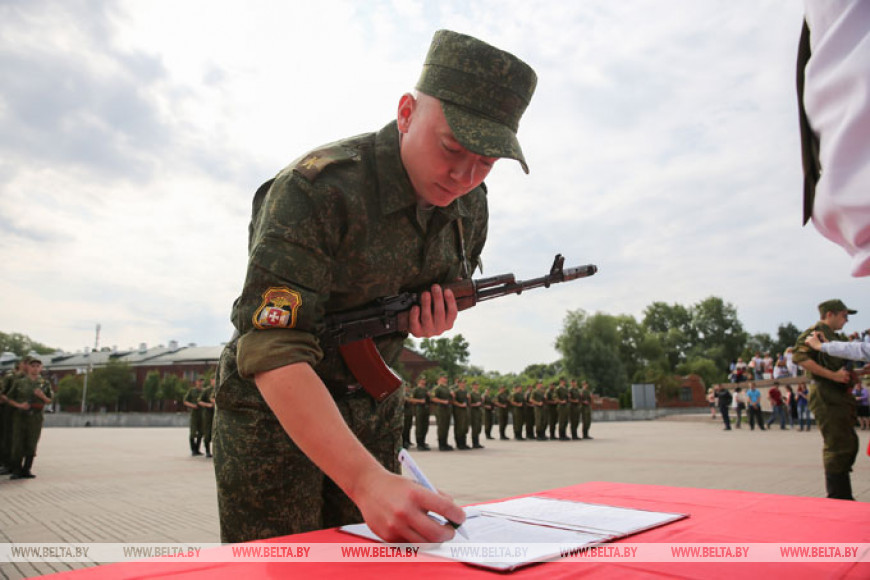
top-left (451, 378), bottom-right (470, 450)
top-left (5, 356), bottom-right (52, 479)
top-left (524, 384), bottom-right (535, 440)
top-left (184, 378), bottom-right (205, 456)
top-left (569, 379), bottom-right (582, 440)
top-left (0, 359), bottom-right (27, 475)
top-left (510, 384), bottom-right (525, 440)
top-left (482, 386), bottom-right (494, 440)
top-left (431, 374), bottom-right (453, 452)
top-left (495, 384), bottom-right (510, 440)
top-left (580, 381), bottom-right (594, 439)
top-left (556, 378), bottom-right (570, 441)
top-left (545, 382), bottom-right (558, 440)
top-left (469, 381), bottom-right (484, 449)
top-left (199, 377), bottom-right (216, 458)
top-left (532, 381), bottom-right (547, 440)
top-left (402, 382), bottom-right (414, 449)
top-left (410, 376), bottom-right (431, 450)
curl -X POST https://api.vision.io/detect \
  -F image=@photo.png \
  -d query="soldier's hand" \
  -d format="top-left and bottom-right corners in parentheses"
top-left (20, 402), bottom-right (30, 411)
top-left (409, 284), bottom-right (458, 338)
top-left (806, 332), bottom-right (825, 351)
top-left (354, 470), bottom-right (465, 543)
top-left (831, 369), bottom-right (851, 384)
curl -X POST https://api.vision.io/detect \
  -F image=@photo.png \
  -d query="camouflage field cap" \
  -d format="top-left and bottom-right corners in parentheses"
top-left (818, 299), bottom-right (857, 316)
top-left (416, 29), bottom-right (537, 173)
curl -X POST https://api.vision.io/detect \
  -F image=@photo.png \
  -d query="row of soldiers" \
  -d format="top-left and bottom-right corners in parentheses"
top-left (403, 375), bottom-right (594, 451)
top-left (183, 377), bottom-right (216, 457)
top-left (0, 356), bottom-right (53, 479)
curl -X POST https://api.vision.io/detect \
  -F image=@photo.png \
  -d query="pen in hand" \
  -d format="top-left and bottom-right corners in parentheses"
top-left (398, 449), bottom-right (469, 539)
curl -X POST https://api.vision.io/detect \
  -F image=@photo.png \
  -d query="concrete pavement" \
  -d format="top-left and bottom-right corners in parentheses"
top-left (1, 414), bottom-right (868, 578)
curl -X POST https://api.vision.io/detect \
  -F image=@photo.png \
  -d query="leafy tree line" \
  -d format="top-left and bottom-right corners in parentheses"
top-left (405, 296), bottom-right (802, 402)
top-left (0, 331), bottom-right (58, 356)
top-left (55, 365), bottom-right (213, 412)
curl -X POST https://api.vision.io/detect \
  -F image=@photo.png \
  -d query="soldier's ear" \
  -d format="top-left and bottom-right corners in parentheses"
top-left (397, 93), bottom-right (417, 133)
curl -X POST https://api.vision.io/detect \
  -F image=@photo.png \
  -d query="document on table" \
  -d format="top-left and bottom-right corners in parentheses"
top-left (340, 496), bottom-right (687, 571)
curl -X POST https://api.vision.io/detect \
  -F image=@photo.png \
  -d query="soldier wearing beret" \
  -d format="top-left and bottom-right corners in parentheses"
top-left (213, 29), bottom-right (537, 543)
top-left (793, 299), bottom-right (859, 500)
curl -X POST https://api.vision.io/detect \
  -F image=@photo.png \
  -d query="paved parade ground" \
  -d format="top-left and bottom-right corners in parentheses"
top-left (1, 414), bottom-right (868, 578)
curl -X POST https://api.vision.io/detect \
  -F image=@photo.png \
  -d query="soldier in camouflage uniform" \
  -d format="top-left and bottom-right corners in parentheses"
top-left (0, 361), bottom-right (26, 474)
top-left (568, 379), bottom-right (582, 440)
top-left (213, 29), bottom-right (536, 544)
top-left (556, 378), bottom-right (570, 441)
top-left (469, 381), bottom-right (484, 449)
top-left (510, 384), bottom-right (525, 440)
top-left (483, 386), bottom-right (494, 439)
top-left (495, 385), bottom-right (510, 440)
top-left (580, 381), bottom-right (594, 439)
top-left (6, 357), bottom-right (52, 479)
top-left (430, 374), bottom-right (454, 452)
top-left (451, 378), bottom-right (470, 449)
top-left (402, 382), bottom-right (414, 449)
top-left (199, 377), bottom-right (216, 458)
top-left (792, 299), bottom-right (858, 500)
top-left (545, 382), bottom-right (559, 440)
top-left (532, 381), bottom-right (547, 440)
top-left (409, 376), bottom-right (431, 450)
top-left (184, 378), bottom-right (205, 456)
top-left (524, 383), bottom-right (535, 440)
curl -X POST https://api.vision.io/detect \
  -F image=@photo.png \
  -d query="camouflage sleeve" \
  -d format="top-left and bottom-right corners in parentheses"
top-left (235, 169), bottom-right (346, 377)
top-left (791, 325), bottom-right (816, 364)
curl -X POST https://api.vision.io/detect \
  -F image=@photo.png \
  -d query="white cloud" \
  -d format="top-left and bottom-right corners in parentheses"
top-left (0, 0), bottom-right (866, 370)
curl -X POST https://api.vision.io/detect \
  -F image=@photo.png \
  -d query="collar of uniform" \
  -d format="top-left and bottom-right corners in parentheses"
top-left (375, 121), bottom-right (471, 220)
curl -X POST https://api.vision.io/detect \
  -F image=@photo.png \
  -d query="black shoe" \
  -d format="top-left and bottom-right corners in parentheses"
top-left (515, 436), bottom-right (525, 441)
top-left (485, 434), bottom-right (493, 440)
top-left (439, 444), bottom-right (454, 451)
top-left (417, 443), bottom-right (431, 451)
top-left (23, 472), bottom-right (36, 479)
top-left (10, 473), bottom-right (25, 480)
top-left (559, 436), bottom-right (570, 441)
top-left (472, 444), bottom-right (484, 449)
top-left (0, 467), bottom-right (10, 475)
top-left (583, 435), bottom-right (593, 440)
top-left (723, 428), bottom-right (731, 431)
top-left (537, 435), bottom-right (548, 441)
top-left (500, 435), bottom-right (509, 440)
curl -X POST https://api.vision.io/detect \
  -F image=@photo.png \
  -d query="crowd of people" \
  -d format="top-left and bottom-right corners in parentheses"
top-left (708, 382), bottom-right (815, 432)
top-left (402, 375), bottom-right (594, 451)
top-left (0, 356), bottom-right (52, 480)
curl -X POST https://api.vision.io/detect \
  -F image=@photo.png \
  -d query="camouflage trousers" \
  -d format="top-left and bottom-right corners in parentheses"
top-left (809, 382), bottom-right (858, 474)
top-left (213, 377), bottom-right (402, 543)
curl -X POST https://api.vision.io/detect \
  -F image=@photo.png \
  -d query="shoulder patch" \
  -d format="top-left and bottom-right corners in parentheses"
top-left (292, 146), bottom-right (360, 181)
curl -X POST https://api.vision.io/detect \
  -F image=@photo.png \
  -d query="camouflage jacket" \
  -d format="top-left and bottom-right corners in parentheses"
top-left (228, 121), bottom-right (488, 386)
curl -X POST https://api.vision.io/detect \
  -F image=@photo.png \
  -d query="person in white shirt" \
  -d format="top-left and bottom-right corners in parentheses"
top-left (806, 333), bottom-right (870, 361)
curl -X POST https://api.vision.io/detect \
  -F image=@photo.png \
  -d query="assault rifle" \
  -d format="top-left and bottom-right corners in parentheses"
top-left (323, 254), bottom-right (598, 400)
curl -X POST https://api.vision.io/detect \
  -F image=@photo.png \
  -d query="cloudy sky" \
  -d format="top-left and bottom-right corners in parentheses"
top-left (1, 0), bottom-right (866, 373)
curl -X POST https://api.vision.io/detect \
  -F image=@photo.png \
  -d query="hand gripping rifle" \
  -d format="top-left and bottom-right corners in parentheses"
top-left (323, 255), bottom-right (598, 401)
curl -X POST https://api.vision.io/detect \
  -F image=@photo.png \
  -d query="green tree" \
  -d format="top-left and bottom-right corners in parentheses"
top-left (676, 356), bottom-right (720, 392)
top-left (555, 310), bottom-right (628, 398)
top-left (688, 296), bottom-right (747, 374)
top-left (56, 374), bottom-right (84, 409)
top-left (158, 374), bottom-right (187, 409)
top-left (642, 302), bottom-right (693, 368)
top-left (87, 361), bottom-right (136, 411)
top-left (0, 331), bottom-right (57, 357)
top-left (418, 335), bottom-right (470, 381)
top-left (774, 322), bottom-right (801, 356)
top-left (143, 371), bottom-right (161, 412)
